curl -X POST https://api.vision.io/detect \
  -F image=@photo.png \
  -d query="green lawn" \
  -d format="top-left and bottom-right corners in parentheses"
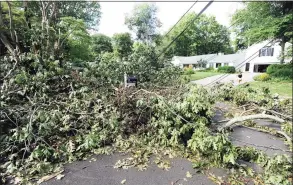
top-left (183, 71), bottom-right (220, 81)
top-left (248, 81), bottom-right (292, 98)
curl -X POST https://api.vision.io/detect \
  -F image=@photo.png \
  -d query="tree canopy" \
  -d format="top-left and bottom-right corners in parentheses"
top-left (232, 1), bottom-right (293, 62)
top-left (112, 32), bottom-right (133, 60)
top-left (161, 13), bottom-right (233, 58)
top-left (91, 34), bottom-right (113, 56)
top-left (125, 3), bottom-right (162, 43)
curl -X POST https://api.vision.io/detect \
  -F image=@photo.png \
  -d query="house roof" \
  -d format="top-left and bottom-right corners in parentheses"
top-left (174, 54), bottom-right (217, 64)
top-left (173, 52), bottom-right (246, 65)
top-left (209, 52), bottom-right (246, 65)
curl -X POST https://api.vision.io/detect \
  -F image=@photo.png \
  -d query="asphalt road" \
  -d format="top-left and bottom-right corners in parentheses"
top-left (42, 154), bottom-right (219, 185)
top-left (42, 101), bottom-right (290, 185)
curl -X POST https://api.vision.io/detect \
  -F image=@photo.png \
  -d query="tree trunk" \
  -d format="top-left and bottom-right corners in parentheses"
top-left (280, 36), bottom-right (285, 64)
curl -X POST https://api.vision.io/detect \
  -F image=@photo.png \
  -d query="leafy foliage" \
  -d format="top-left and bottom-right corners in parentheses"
top-left (266, 63), bottom-right (293, 80)
top-left (253, 73), bottom-right (271, 81)
top-left (112, 33), bottom-right (133, 60)
top-left (161, 14), bottom-right (233, 58)
top-left (0, 2), bottom-right (292, 185)
top-left (232, 1), bottom-right (293, 60)
top-left (217, 66), bottom-right (236, 73)
top-left (183, 68), bottom-right (195, 75)
top-left (125, 3), bottom-right (161, 43)
top-left (91, 34), bottom-right (113, 56)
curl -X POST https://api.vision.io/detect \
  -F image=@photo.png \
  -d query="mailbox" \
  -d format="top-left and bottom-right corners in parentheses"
top-left (124, 74), bottom-right (137, 87)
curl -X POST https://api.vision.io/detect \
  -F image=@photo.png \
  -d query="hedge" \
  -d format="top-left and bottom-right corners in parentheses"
top-left (266, 63), bottom-right (292, 80)
top-left (217, 66), bottom-right (236, 73)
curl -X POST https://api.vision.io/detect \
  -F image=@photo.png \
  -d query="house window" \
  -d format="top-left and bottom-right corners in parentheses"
top-left (259, 47), bottom-right (274, 57)
top-left (183, 64), bottom-right (189, 68)
top-left (216, 63), bottom-right (221, 68)
top-left (224, 63), bottom-right (229, 66)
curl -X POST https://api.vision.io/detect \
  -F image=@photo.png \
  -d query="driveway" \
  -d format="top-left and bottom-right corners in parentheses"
top-left (191, 72), bottom-right (260, 86)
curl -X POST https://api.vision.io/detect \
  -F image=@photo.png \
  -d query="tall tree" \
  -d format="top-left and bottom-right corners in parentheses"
top-left (91, 34), bottom-right (113, 55)
top-left (125, 3), bottom-right (161, 43)
top-left (161, 13), bottom-right (232, 58)
top-left (232, 2), bottom-right (293, 63)
top-left (112, 32), bottom-right (133, 61)
top-left (0, 1), bottom-right (101, 63)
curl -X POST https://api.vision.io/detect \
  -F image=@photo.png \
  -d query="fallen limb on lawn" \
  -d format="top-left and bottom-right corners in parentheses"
top-left (217, 113), bottom-right (285, 132)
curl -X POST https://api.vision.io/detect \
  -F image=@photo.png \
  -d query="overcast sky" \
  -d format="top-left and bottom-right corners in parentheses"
top-left (94, 1), bottom-right (244, 37)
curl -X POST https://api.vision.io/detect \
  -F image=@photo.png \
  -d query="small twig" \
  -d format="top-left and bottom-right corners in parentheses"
top-left (276, 131), bottom-right (292, 143)
top-left (2, 59), bottom-right (18, 80)
top-left (2, 111), bottom-right (18, 127)
top-left (172, 178), bottom-right (183, 185)
top-left (261, 108), bottom-right (292, 121)
top-left (140, 89), bottom-right (190, 124)
top-left (240, 108), bottom-right (258, 116)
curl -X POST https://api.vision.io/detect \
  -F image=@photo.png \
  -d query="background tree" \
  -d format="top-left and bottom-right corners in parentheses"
top-left (91, 34), bottom-right (113, 56)
top-left (161, 13), bottom-right (232, 58)
top-left (112, 32), bottom-right (133, 61)
top-left (0, 1), bottom-right (101, 65)
top-left (59, 17), bottom-right (93, 65)
top-left (232, 1), bottom-right (293, 63)
top-left (125, 3), bottom-right (161, 43)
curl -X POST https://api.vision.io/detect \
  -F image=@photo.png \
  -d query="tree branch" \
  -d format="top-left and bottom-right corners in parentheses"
top-left (261, 108), bottom-right (292, 121)
top-left (218, 114), bottom-right (285, 131)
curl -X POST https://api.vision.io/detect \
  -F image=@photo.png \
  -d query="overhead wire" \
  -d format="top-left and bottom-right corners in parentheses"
top-left (156, 0), bottom-right (214, 59)
top-left (162, 0), bottom-right (199, 39)
top-left (204, 26), bottom-right (291, 87)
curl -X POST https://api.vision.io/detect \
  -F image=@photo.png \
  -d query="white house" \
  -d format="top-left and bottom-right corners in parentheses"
top-left (240, 40), bottom-right (292, 73)
top-left (172, 40), bottom-right (292, 73)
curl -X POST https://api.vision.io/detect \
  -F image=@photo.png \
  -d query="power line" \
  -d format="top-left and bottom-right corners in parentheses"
top-left (157, 0), bottom-right (214, 59)
top-left (204, 30), bottom-right (288, 87)
top-left (188, 3), bottom-right (264, 64)
top-left (163, 1), bottom-right (198, 39)
top-left (205, 41), bottom-right (276, 87)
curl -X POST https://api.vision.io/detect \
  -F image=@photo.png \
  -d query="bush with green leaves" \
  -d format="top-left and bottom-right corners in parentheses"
top-left (217, 66), bottom-right (236, 73)
top-left (266, 63), bottom-right (293, 80)
top-left (183, 68), bottom-right (195, 75)
top-left (198, 67), bottom-right (214, 72)
top-left (253, 73), bottom-right (270, 81)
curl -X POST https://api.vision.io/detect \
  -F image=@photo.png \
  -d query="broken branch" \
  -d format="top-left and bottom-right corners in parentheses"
top-left (218, 114), bottom-right (285, 131)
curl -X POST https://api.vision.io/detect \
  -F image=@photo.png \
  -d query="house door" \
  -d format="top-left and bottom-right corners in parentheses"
top-left (245, 63), bottom-right (250, 71)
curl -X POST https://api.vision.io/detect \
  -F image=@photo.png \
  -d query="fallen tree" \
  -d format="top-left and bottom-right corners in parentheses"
top-left (217, 113), bottom-right (285, 131)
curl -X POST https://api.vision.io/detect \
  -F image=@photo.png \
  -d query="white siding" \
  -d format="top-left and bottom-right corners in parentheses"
top-left (244, 41), bottom-right (292, 72)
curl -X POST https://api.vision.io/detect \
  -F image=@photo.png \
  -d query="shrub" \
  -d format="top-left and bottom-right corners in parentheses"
top-left (253, 73), bottom-right (270, 81)
top-left (183, 68), bottom-right (195, 75)
top-left (198, 67), bottom-right (214, 72)
top-left (266, 63), bottom-right (292, 80)
top-left (266, 64), bottom-right (291, 74)
top-left (217, 66), bottom-right (236, 73)
top-left (271, 68), bottom-right (292, 80)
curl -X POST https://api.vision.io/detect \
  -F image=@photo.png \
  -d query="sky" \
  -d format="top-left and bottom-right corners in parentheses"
top-left (93, 1), bottom-right (245, 37)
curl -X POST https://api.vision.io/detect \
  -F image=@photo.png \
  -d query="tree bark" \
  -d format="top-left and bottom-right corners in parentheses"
top-left (218, 113), bottom-right (285, 131)
top-left (0, 2), bottom-right (15, 54)
top-left (280, 36), bottom-right (285, 64)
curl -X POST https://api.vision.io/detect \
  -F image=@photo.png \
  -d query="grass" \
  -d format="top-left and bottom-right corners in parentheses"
top-left (183, 71), bottom-right (220, 81)
top-left (248, 81), bottom-right (292, 98)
